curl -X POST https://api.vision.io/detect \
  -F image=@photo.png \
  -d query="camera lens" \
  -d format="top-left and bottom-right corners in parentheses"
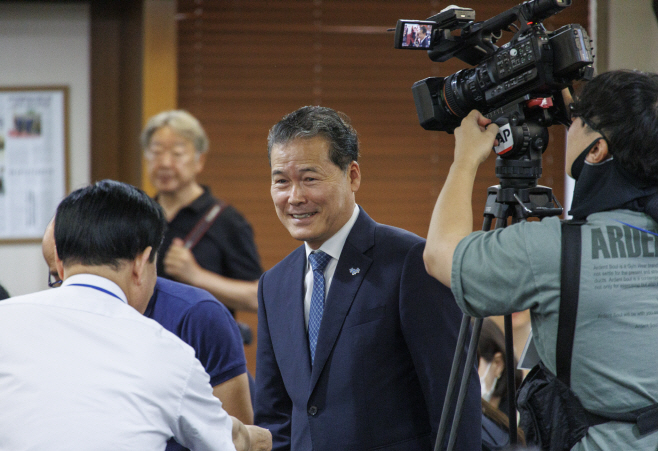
top-left (442, 68), bottom-right (488, 118)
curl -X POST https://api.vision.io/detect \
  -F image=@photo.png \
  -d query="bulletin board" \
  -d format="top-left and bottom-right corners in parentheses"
top-left (0, 86), bottom-right (68, 243)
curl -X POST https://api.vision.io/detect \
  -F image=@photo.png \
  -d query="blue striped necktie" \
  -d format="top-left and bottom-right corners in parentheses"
top-left (308, 250), bottom-right (331, 364)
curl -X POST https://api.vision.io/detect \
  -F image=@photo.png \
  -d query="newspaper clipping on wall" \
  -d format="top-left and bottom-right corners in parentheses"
top-left (0, 88), bottom-right (66, 241)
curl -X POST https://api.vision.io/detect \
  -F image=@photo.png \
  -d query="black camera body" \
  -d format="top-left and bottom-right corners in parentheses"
top-left (397, 0), bottom-right (594, 140)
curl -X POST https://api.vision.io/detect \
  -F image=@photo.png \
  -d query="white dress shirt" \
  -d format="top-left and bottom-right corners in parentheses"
top-left (303, 204), bottom-right (360, 328)
top-left (0, 274), bottom-right (236, 451)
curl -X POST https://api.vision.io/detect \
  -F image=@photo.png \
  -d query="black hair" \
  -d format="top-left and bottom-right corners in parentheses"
top-left (477, 318), bottom-right (523, 405)
top-left (571, 69), bottom-right (658, 184)
top-left (267, 106), bottom-right (359, 171)
top-left (419, 26), bottom-right (428, 35)
top-left (55, 180), bottom-right (166, 269)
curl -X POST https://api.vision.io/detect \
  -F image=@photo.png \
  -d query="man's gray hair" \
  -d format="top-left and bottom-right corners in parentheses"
top-left (141, 110), bottom-right (209, 154)
top-left (267, 106), bottom-right (359, 171)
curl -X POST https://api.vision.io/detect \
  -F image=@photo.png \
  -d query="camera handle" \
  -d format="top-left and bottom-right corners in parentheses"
top-left (434, 176), bottom-right (562, 451)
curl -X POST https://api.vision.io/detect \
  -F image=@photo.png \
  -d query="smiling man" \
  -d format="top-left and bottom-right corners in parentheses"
top-left (254, 106), bottom-right (481, 451)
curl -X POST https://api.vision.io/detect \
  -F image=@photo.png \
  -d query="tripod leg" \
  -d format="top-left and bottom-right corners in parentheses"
top-left (433, 314), bottom-right (471, 451)
top-left (446, 317), bottom-right (482, 451)
top-left (504, 314), bottom-right (518, 445)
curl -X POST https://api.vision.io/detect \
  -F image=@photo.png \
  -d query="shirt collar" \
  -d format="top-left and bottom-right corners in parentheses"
top-left (62, 274), bottom-right (128, 304)
top-left (185, 185), bottom-right (214, 214)
top-left (154, 185), bottom-right (213, 215)
top-left (305, 204), bottom-right (360, 262)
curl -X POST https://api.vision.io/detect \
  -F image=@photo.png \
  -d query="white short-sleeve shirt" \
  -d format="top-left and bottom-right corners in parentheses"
top-left (0, 274), bottom-right (236, 451)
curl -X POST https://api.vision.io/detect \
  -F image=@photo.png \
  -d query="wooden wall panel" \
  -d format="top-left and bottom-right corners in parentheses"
top-left (142, 0), bottom-right (178, 196)
top-left (91, 1), bottom-right (144, 186)
top-left (177, 0), bottom-right (588, 373)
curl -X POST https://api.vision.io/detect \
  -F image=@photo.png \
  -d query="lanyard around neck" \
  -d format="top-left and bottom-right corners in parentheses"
top-left (68, 283), bottom-right (125, 303)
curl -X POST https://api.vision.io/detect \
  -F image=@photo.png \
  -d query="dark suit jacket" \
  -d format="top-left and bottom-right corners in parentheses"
top-left (255, 208), bottom-right (481, 451)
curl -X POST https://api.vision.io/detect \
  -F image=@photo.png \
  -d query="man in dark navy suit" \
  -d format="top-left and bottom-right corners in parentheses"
top-left (255, 106), bottom-right (481, 451)
top-left (418, 26), bottom-right (430, 48)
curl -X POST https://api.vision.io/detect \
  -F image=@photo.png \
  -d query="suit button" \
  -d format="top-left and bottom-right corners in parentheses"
top-left (308, 406), bottom-right (318, 416)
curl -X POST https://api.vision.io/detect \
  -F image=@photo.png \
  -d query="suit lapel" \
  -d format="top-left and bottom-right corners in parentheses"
top-left (309, 209), bottom-right (375, 392)
top-left (275, 247), bottom-right (312, 385)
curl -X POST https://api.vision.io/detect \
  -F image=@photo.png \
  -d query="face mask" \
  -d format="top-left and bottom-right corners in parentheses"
top-left (568, 134), bottom-right (658, 220)
top-left (570, 137), bottom-right (603, 181)
top-left (480, 362), bottom-right (496, 402)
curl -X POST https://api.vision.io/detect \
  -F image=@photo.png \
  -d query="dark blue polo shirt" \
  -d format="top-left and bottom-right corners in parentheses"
top-left (144, 277), bottom-right (247, 451)
top-left (145, 277), bottom-right (247, 386)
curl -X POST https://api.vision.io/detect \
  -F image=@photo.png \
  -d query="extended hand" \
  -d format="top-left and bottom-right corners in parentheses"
top-left (163, 238), bottom-right (202, 284)
top-left (232, 418), bottom-right (272, 451)
top-left (245, 425), bottom-right (272, 451)
top-left (453, 110), bottom-right (499, 169)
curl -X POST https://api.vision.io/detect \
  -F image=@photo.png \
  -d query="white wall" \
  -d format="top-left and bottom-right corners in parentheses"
top-left (608, 0), bottom-right (658, 72)
top-left (0, 3), bottom-right (90, 297)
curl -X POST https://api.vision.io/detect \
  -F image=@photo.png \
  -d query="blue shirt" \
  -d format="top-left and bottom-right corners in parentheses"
top-left (145, 277), bottom-right (247, 451)
top-left (145, 277), bottom-right (247, 386)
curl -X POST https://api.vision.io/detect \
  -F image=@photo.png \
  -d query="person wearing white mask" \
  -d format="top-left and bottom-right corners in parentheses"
top-left (478, 318), bottom-right (526, 450)
top-left (478, 318), bottom-right (523, 415)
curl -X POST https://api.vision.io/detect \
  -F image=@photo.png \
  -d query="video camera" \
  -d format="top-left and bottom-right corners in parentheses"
top-left (395, 6), bottom-right (595, 448)
top-left (395, 0), bottom-right (593, 161)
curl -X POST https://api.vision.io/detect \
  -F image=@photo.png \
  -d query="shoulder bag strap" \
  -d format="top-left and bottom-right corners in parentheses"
top-left (557, 219), bottom-right (585, 386)
top-left (183, 200), bottom-right (228, 250)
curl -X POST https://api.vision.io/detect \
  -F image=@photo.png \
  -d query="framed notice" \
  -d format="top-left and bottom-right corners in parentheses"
top-left (0, 87), bottom-right (68, 242)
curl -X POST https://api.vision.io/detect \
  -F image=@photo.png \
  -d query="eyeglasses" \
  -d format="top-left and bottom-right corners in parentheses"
top-left (144, 143), bottom-right (195, 162)
top-left (568, 102), bottom-right (587, 123)
top-left (48, 272), bottom-right (62, 288)
top-left (568, 103), bottom-right (609, 141)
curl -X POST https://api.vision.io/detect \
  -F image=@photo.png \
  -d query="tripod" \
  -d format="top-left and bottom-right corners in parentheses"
top-left (433, 149), bottom-right (563, 451)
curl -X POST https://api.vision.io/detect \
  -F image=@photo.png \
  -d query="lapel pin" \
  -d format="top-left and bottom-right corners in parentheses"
top-left (349, 268), bottom-right (360, 276)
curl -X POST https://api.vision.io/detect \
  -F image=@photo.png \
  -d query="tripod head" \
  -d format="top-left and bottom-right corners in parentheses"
top-left (484, 96), bottom-right (564, 226)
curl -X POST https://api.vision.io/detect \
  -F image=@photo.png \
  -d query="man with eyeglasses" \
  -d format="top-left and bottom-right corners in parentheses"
top-left (2, 180), bottom-right (271, 451)
top-left (142, 110), bottom-right (263, 316)
top-left (424, 70), bottom-right (658, 449)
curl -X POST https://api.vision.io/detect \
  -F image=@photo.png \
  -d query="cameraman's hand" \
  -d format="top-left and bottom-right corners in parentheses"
top-left (453, 110), bottom-right (498, 169)
top-left (424, 110), bottom-right (498, 288)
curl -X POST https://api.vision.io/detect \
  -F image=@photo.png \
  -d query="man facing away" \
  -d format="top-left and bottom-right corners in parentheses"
top-left (1, 180), bottom-right (270, 451)
top-left (42, 219), bottom-right (254, 451)
top-left (254, 106), bottom-right (481, 451)
top-left (424, 70), bottom-right (658, 449)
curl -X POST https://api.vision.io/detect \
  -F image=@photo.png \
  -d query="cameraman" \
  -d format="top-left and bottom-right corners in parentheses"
top-left (423, 69), bottom-right (658, 449)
